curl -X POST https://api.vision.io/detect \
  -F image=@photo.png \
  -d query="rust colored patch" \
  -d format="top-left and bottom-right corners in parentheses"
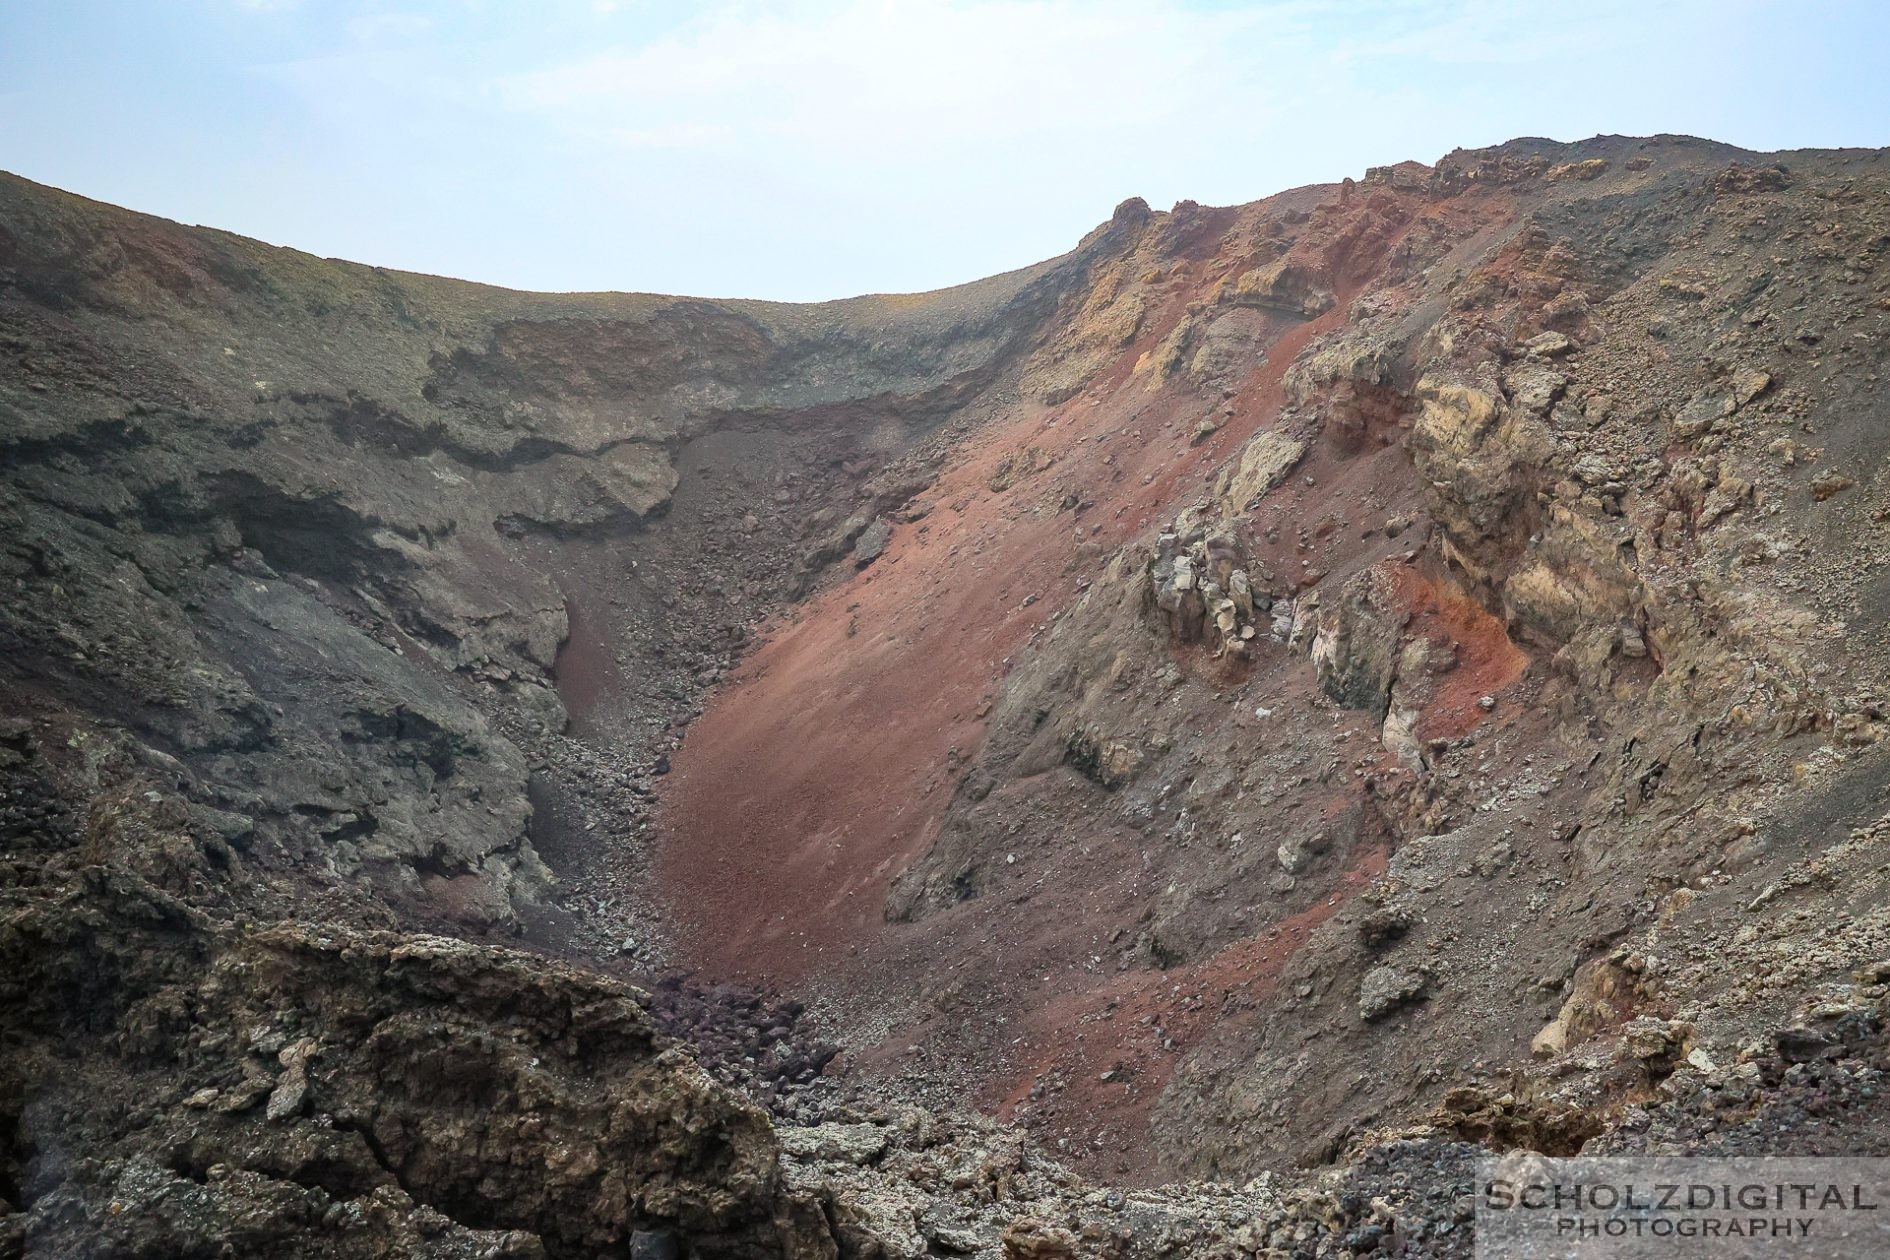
top-left (1393, 567), bottom-right (1530, 742)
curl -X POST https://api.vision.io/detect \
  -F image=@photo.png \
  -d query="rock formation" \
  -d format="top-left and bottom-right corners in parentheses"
top-left (7, 134), bottom-right (1890, 1255)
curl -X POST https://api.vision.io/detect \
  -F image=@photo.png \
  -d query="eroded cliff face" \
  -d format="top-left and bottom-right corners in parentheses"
top-left (6, 137), bottom-right (1890, 1257)
top-left (656, 135), bottom-right (1890, 1186)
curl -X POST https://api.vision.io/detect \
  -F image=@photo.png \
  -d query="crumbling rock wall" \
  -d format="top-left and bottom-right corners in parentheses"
top-left (849, 136), bottom-right (1890, 1184)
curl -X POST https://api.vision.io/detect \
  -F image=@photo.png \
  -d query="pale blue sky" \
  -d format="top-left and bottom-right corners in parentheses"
top-left (2, 1), bottom-right (1886, 301)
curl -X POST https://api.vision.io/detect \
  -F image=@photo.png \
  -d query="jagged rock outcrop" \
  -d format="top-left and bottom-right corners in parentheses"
top-left (0, 716), bottom-right (786, 1257)
top-left (1149, 511), bottom-right (1269, 658)
top-left (1224, 259), bottom-right (1335, 318)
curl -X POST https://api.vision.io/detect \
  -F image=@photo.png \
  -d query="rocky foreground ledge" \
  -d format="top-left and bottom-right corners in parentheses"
top-left (0, 758), bottom-right (1354, 1258)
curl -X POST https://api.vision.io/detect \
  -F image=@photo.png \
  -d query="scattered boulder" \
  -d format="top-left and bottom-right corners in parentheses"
top-left (1358, 965), bottom-right (1429, 1021)
top-left (1277, 830), bottom-right (1332, 875)
top-left (1620, 1016), bottom-right (1688, 1067)
top-left (1359, 905), bottom-right (1414, 951)
top-left (1775, 1026), bottom-right (1835, 1063)
top-left (1066, 727), bottom-right (1144, 790)
top-left (988, 446), bottom-right (1055, 493)
top-left (1531, 955), bottom-right (1641, 1058)
top-left (853, 517), bottom-right (893, 566)
top-left (1002, 1219), bottom-right (1082, 1259)
top-left (778, 1123), bottom-right (890, 1166)
top-left (1523, 331), bottom-right (1573, 358)
top-left (1811, 471), bottom-right (1857, 501)
top-left (1215, 430), bottom-right (1306, 514)
top-left (1731, 366), bottom-right (1773, 408)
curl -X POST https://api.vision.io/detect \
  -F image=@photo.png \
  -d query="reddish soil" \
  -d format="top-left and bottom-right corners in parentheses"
top-left (1395, 566), bottom-right (1532, 742)
top-left (650, 179), bottom-right (1519, 1176)
top-left (656, 301), bottom-right (1338, 981)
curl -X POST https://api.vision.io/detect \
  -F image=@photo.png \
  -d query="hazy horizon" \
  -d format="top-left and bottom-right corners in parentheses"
top-left (4, 1), bottom-right (1887, 302)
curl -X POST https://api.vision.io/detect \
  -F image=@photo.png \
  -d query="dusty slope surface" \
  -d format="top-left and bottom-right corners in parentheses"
top-left (657, 135), bottom-right (1890, 1185)
top-left (6, 136), bottom-right (1890, 1257)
